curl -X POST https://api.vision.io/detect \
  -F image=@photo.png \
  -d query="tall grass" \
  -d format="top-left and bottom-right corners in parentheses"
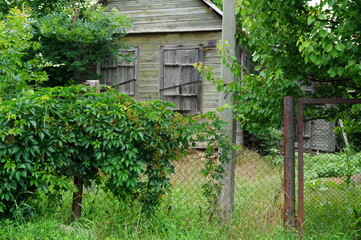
top-left (0, 149), bottom-right (360, 239)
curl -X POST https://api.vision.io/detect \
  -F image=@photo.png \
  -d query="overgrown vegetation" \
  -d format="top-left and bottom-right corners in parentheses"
top-left (0, 1), bottom-right (132, 87)
top-left (0, 8), bottom-right (48, 101)
top-left (0, 85), bottom-right (233, 220)
top-left (304, 150), bottom-right (361, 182)
top-left (35, 4), bottom-right (131, 85)
top-left (0, 150), bottom-right (359, 239)
top-left (197, 0), bottom-right (361, 154)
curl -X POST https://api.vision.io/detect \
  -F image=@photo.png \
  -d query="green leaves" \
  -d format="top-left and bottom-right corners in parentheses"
top-left (35, 4), bottom-right (131, 85)
top-left (0, 85), bottom-right (233, 218)
top-left (0, 8), bottom-right (48, 101)
top-left (237, 0), bottom-right (361, 97)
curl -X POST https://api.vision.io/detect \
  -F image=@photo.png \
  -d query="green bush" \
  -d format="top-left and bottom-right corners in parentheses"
top-left (0, 8), bottom-right (47, 101)
top-left (0, 85), bottom-right (232, 219)
top-left (304, 151), bottom-right (361, 182)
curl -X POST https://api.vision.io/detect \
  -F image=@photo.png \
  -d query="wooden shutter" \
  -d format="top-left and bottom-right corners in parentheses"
top-left (101, 48), bottom-right (138, 98)
top-left (160, 45), bottom-right (203, 114)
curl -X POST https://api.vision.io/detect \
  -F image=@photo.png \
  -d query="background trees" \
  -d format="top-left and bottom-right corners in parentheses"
top-left (36, 5), bottom-right (131, 86)
top-left (0, 8), bottom-right (47, 101)
top-left (0, 0), bottom-right (131, 88)
top-left (201, 0), bottom-right (361, 151)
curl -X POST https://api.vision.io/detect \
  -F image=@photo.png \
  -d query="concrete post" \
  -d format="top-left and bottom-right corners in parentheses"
top-left (218, 0), bottom-right (237, 218)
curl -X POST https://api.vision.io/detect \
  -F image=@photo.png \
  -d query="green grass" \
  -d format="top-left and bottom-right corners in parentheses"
top-left (1, 149), bottom-right (360, 239)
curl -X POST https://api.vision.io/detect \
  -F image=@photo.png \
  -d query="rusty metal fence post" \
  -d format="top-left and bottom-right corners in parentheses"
top-left (283, 96), bottom-right (296, 227)
top-left (297, 99), bottom-right (305, 229)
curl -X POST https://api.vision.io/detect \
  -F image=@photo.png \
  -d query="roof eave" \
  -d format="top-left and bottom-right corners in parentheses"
top-left (98, 0), bottom-right (224, 17)
top-left (126, 27), bottom-right (223, 34)
top-left (202, 0), bottom-right (223, 17)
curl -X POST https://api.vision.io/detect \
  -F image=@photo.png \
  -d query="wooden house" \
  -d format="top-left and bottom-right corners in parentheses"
top-left (97, 0), bottom-right (231, 115)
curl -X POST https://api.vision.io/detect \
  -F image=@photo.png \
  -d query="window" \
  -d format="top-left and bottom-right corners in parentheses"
top-left (240, 47), bottom-right (258, 75)
top-left (159, 45), bottom-right (203, 114)
top-left (101, 48), bottom-right (138, 98)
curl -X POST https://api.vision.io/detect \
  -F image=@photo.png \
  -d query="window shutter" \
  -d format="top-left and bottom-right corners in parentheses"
top-left (160, 45), bottom-right (203, 114)
top-left (101, 48), bottom-right (138, 98)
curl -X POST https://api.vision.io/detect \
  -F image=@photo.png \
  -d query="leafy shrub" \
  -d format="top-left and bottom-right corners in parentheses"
top-left (0, 8), bottom-right (47, 101)
top-left (304, 151), bottom-right (361, 182)
top-left (0, 85), bottom-right (232, 219)
top-left (36, 5), bottom-right (131, 85)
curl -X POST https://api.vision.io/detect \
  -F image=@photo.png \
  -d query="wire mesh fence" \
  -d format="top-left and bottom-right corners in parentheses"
top-left (28, 145), bottom-right (282, 230)
top-left (63, 146), bottom-right (285, 229)
top-left (299, 101), bottom-right (361, 234)
top-left (234, 149), bottom-right (284, 230)
top-left (164, 147), bottom-right (284, 230)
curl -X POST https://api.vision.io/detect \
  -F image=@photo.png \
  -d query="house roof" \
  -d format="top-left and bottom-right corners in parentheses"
top-left (98, 0), bottom-right (223, 16)
top-left (99, 0), bottom-right (223, 34)
top-left (201, 0), bottom-right (223, 17)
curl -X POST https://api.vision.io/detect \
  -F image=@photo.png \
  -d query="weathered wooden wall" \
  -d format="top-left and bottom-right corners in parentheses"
top-left (103, 0), bottom-right (222, 33)
top-left (123, 31), bottom-right (222, 113)
top-left (99, 0), bottom-right (224, 113)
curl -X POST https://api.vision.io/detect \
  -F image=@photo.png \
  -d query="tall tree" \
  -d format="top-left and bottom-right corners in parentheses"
top-left (199, 0), bottom-right (361, 151)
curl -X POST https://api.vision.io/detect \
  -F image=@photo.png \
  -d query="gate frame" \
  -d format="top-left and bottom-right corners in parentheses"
top-left (296, 98), bottom-right (361, 228)
top-left (284, 97), bottom-right (361, 232)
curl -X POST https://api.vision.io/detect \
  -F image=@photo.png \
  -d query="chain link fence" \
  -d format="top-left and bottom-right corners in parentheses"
top-left (33, 143), bottom-right (281, 234)
top-left (299, 101), bottom-right (361, 235)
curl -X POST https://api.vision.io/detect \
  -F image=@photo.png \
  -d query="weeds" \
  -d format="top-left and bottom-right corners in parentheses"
top-left (1, 150), bottom-right (360, 239)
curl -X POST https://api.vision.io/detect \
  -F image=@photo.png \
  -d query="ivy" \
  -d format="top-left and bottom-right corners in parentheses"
top-left (0, 85), bottom-right (233, 219)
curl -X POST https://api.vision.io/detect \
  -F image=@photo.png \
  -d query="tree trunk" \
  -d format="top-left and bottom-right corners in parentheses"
top-left (71, 175), bottom-right (83, 221)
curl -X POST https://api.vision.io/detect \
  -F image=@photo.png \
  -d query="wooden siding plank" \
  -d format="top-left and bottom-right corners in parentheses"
top-left (106, 0), bottom-right (222, 33)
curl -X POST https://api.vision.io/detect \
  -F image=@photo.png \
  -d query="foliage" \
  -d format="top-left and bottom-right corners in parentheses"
top-left (210, 0), bottom-right (223, 10)
top-left (0, 85), bottom-right (232, 218)
top-left (237, 0), bottom-right (361, 97)
top-left (0, 8), bottom-right (47, 101)
top-left (34, 4), bottom-right (132, 86)
top-left (304, 150), bottom-right (361, 182)
top-left (195, 50), bottom-right (289, 156)
top-left (0, 155), bottom-right (359, 239)
top-left (195, 111), bottom-right (234, 218)
top-left (0, 0), bottom-right (75, 16)
top-left (0, 1), bottom-right (132, 87)
top-left (200, 0), bottom-right (361, 152)
top-left (333, 104), bottom-right (361, 151)
top-left (236, 0), bottom-right (361, 144)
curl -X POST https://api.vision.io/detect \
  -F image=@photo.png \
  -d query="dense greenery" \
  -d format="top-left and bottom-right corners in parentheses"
top-left (237, 0), bottom-right (360, 126)
top-left (35, 5), bottom-right (131, 86)
top-left (0, 1), bottom-right (131, 87)
top-left (0, 0), bottom-right (76, 16)
top-left (199, 0), bottom-right (361, 153)
top-left (236, 0), bottom-right (360, 106)
top-left (0, 0), bottom-right (234, 222)
top-left (0, 8), bottom-right (48, 101)
top-left (304, 151), bottom-right (361, 183)
top-left (0, 85), bottom-right (232, 219)
top-left (0, 150), bottom-right (359, 239)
